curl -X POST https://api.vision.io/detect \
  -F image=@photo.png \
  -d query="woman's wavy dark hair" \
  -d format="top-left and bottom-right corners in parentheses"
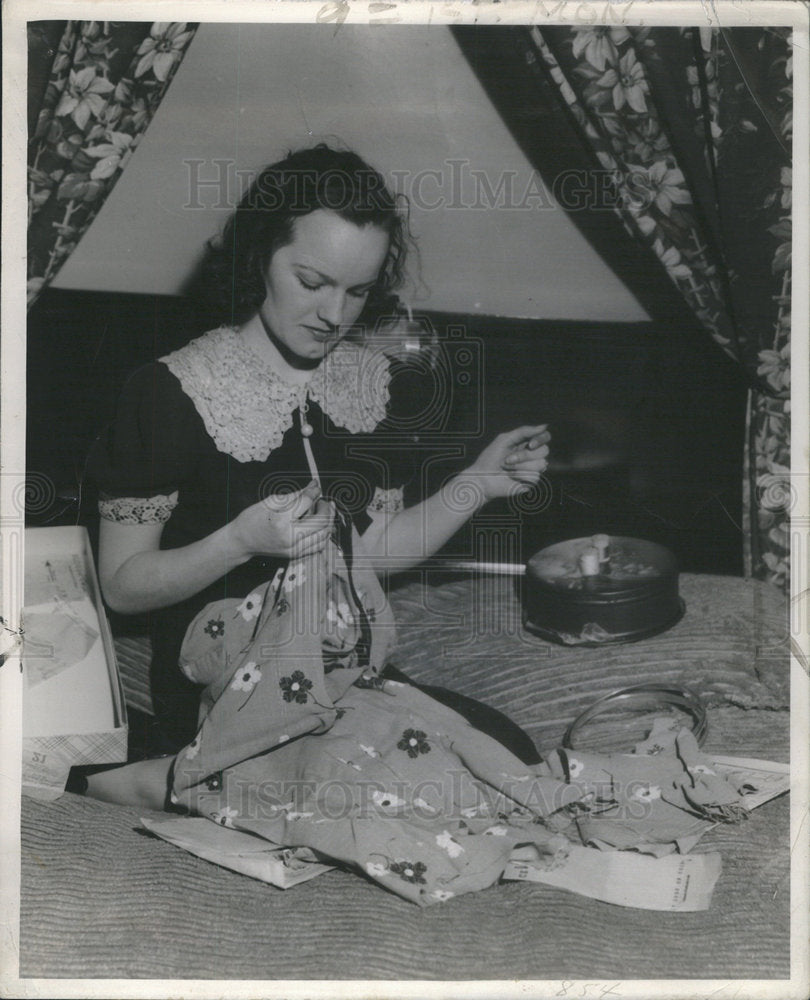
top-left (199, 144), bottom-right (411, 327)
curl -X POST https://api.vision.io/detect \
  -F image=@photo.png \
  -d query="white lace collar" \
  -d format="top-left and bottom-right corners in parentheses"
top-left (160, 326), bottom-right (391, 463)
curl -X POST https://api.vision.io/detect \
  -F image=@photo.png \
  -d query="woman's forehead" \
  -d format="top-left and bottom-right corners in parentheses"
top-left (281, 209), bottom-right (390, 281)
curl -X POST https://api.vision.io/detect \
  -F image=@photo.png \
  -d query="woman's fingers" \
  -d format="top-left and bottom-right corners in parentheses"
top-left (503, 443), bottom-right (550, 467)
top-left (292, 517), bottom-right (332, 545)
top-left (509, 469), bottom-right (542, 484)
top-left (501, 427), bottom-right (550, 467)
top-left (291, 481), bottom-right (322, 518)
top-left (290, 527), bottom-right (331, 558)
top-left (498, 424), bottom-right (548, 449)
top-left (526, 432), bottom-right (551, 450)
top-left (262, 482), bottom-right (321, 519)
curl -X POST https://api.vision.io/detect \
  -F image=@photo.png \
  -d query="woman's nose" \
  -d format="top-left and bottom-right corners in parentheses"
top-left (317, 289), bottom-right (346, 328)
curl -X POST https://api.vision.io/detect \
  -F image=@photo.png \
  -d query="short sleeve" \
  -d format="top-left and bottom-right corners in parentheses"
top-left (366, 483), bottom-right (405, 517)
top-left (355, 403), bottom-right (419, 531)
top-left (88, 362), bottom-right (202, 525)
top-left (367, 359), bottom-right (426, 512)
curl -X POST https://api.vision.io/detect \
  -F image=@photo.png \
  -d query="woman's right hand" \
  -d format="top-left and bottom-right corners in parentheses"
top-left (227, 482), bottom-right (334, 562)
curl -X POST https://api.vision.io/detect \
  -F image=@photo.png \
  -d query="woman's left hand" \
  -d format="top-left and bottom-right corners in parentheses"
top-left (463, 424), bottom-right (550, 503)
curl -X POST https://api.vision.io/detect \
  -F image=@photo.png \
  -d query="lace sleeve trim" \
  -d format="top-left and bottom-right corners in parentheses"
top-left (367, 486), bottom-right (404, 516)
top-left (98, 492), bottom-right (179, 525)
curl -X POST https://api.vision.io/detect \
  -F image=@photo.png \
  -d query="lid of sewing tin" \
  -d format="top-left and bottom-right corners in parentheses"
top-left (526, 536), bottom-right (678, 601)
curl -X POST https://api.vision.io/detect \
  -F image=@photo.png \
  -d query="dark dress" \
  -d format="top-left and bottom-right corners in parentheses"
top-left (89, 327), bottom-right (539, 762)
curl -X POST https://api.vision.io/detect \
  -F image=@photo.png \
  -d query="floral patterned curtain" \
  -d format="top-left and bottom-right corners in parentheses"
top-left (454, 26), bottom-right (791, 590)
top-left (28, 21), bottom-right (198, 308)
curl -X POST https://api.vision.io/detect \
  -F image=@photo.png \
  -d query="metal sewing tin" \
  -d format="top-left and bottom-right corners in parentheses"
top-left (523, 536), bottom-right (684, 646)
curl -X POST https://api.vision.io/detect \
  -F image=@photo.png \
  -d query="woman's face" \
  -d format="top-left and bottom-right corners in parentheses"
top-left (258, 208), bottom-right (390, 365)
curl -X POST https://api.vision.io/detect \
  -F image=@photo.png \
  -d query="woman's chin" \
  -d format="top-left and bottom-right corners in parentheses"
top-left (290, 342), bottom-right (335, 367)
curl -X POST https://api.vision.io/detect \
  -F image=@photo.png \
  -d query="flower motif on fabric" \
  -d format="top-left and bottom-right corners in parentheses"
top-left (184, 737), bottom-right (200, 760)
top-left (436, 830), bottom-right (465, 858)
top-left (135, 22), bottom-right (194, 82)
top-left (282, 566), bottom-right (307, 593)
top-left (212, 806), bottom-right (238, 828)
top-left (203, 618), bottom-right (225, 639)
top-left (631, 784), bottom-right (662, 804)
top-left (326, 601), bottom-right (354, 632)
top-left (430, 889), bottom-right (455, 902)
top-left (371, 789), bottom-right (405, 809)
top-left (567, 756), bottom-right (585, 779)
top-left (275, 598), bottom-right (290, 617)
top-left (231, 661), bottom-right (262, 693)
top-left (389, 860), bottom-right (427, 885)
top-left (84, 131), bottom-right (134, 181)
top-left (483, 825), bottom-right (509, 837)
top-left (571, 26), bottom-right (630, 71)
top-left (236, 592), bottom-right (263, 621)
top-left (337, 756), bottom-right (362, 773)
top-left (279, 670), bottom-right (312, 704)
top-left (397, 728), bottom-right (431, 759)
top-left (599, 50), bottom-right (649, 113)
top-left (54, 65), bottom-right (115, 131)
top-left (204, 771), bottom-right (223, 792)
top-left (281, 803), bottom-right (314, 821)
top-left (365, 861), bottom-right (389, 878)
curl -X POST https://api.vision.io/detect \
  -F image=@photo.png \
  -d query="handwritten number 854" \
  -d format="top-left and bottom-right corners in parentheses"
top-left (556, 984), bottom-right (622, 998)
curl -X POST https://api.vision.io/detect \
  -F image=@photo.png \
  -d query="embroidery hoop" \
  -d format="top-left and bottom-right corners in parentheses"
top-left (562, 683), bottom-right (708, 751)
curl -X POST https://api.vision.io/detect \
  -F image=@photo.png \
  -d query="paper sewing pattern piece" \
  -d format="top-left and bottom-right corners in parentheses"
top-left (22, 605), bottom-right (99, 686)
top-left (709, 755), bottom-right (790, 810)
top-left (24, 554), bottom-right (88, 606)
top-left (503, 846), bottom-right (722, 911)
top-left (500, 751), bottom-right (788, 910)
top-left (141, 816), bottom-right (334, 889)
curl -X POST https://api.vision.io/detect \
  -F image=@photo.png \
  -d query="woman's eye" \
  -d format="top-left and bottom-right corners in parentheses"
top-left (349, 288), bottom-right (370, 299)
top-left (297, 276), bottom-right (322, 291)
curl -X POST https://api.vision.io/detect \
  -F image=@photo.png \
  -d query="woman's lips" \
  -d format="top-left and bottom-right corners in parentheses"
top-left (303, 326), bottom-right (334, 340)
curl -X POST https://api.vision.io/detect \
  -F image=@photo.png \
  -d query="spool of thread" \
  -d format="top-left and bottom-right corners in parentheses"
top-left (579, 546), bottom-right (601, 577)
top-left (592, 533), bottom-right (611, 571)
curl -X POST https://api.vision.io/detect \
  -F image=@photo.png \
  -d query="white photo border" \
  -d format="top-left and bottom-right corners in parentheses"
top-left (2, 2), bottom-right (808, 998)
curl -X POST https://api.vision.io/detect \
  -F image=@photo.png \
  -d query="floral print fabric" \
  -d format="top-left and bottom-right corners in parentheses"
top-left (520, 27), bottom-right (791, 588)
top-left (544, 719), bottom-right (747, 857)
top-left (169, 510), bottom-right (754, 905)
top-left (171, 510), bottom-right (580, 904)
top-left (28, 21), bottom-right (197, 307)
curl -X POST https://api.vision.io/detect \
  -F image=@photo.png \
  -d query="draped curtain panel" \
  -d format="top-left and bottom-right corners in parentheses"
top-left (454, 26), bottom-right (792, 590)
top-left (27, 21), bottom-right (198, 308)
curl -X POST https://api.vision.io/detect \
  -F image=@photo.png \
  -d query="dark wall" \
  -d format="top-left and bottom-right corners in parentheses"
top-left (26, 289), bottom-right (747, 574)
